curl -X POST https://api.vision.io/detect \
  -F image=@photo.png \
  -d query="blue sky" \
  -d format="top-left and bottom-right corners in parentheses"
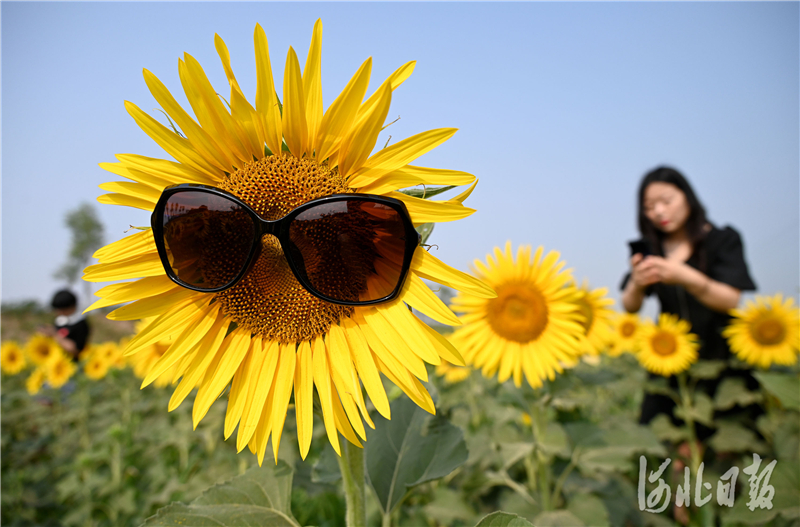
top-left (2, 2), bottom-right (798, 319)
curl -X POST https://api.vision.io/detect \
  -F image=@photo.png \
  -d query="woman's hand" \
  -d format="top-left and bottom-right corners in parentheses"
top-left (633, 255), bottom-right (687, 286)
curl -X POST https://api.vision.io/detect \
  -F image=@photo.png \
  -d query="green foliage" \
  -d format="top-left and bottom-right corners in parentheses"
top-left (1, 369), bottom-right (257, 527)
top-left (366, 396), bottom-right (469, 517)
top-left (474, 511), bottom-right (535, 526)
top-left (754, 372), bottom-right (800, 410)
top-left (3, 337), bottom-right (798, 527)
top-left (139, 462), bottom-right (300, 526)
top-left (54, 202), bottom-right (104, 285)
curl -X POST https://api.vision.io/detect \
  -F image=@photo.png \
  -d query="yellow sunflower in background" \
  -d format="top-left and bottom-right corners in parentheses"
top-left (572, 280), bottom-right (615, 356)
top-left (723, 293), bottom-right (799, 368)
top-left (83, 20), bottom-right (494, 465)
top-left (84, 352), bottom-right (111, 380)
top-left (94, 342), bottom-right (123, 369)
top-left (607, 312), bottom-right (643, 357)
top-left (449, 242), bottom-right (584, 389)
top-left (127, 319), bottom-right (179, 388)
top-left (25, 335), bottom-right (61, 367)
top-left (636, 314), bottom-right (699, 376)
top-left (434, 360), bottom-right (472, 385)
top-left (1, 341), bottom-right (27, 375)
top-left (26, 368), bottom-right (46, 395)
top-left (46, 352), bottom-right (77, 389)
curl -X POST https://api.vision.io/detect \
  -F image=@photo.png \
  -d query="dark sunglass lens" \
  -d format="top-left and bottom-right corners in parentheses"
top-left (286, 199), bottom-right (410, 303)
top-left (161, 191), bottom-right (255, 290)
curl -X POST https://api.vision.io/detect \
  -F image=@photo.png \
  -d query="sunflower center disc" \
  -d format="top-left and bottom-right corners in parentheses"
top-left (487, 284), bottom-right (549, 343)
top-left (215, 155), bottom-right (354, 343)
top-left (651, 331), bottom-right (677, 356)
top-left (621, 321), bottom-right (636, 338)
top-left (752, 317), bottom-right (786, 346)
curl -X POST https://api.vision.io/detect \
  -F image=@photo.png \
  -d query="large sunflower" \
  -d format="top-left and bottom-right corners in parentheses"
top-left (723, 294), bottom-right (799, 368)
top-left (83, 20), bottom-right (494, 464)
top-left (607, 311), bottom-right (643, 357)
top-left (636, 314), bottom-right (699, 376)
top-left (449, 242), bottom-right (584, 389)
top-left (1, 341), bottom-right (27, 375)
top-left (572, 280), bottom-right (615, 356)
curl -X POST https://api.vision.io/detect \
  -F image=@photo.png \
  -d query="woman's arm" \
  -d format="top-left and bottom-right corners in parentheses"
top-left (621, 253), bottom-right (647, 313)
top-left (636, 256), bottom-right (741, 313)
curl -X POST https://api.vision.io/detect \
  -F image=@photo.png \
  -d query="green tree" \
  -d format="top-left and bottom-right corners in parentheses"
top-left (54, 203), bottom-right (104, 302)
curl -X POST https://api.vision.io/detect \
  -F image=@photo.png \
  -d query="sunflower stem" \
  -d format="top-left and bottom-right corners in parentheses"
top-left (676, 372), bottom-right (702, 474)
top-left (337, 440), bottom-right (367, 527)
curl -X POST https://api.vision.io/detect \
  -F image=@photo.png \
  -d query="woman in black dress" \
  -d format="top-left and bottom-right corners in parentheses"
top-left (621, 166), bottom-right (757, 438)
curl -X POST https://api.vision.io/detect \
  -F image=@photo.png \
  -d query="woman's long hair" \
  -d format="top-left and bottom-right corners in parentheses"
top-left (637, 166), bottom-right (710, 271)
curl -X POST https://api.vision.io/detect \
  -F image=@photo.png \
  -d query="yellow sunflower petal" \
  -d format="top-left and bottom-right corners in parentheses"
top-left (294, 340), bottom-right (314, 460)
top-left (254, 24), bottom-right (283, 155)
top-left (270, 343), bottom-right (298, 461)
top-left (115, 154), bottom-right (218, 185)
top-left (338, 83), bottom-right (391, 179)
top-left (85, 276), bottom-right (177, 312)
top-left (192, 328), bottom-right (251, 427)
top-left (237, 339), bottom-right (280, 452)
top-left (83, 252), bottom-right (163, 282)
top-left (303, 19), bottom-right (323, 152)
top-left (282, 47), bottom-right (309, 158)
top-left (312, 337), bottom-right (340, 455)
top-left (357, 165), bottom-right (475, 195)
top-left (354, 60), bottom-right (415, 127)
top-left (106, 288), bottom-right (200, 321)
top-left (342, 318), bottom-right (390, 419)
top-left (224, 337), bottom-right (257, 439)
top-left (143, 68), bottom-right (234, 172)
top-left (97, 193), bottom-right (155, 211)
top-left (315, 58), bottom-right (372, 163)
top-left (348, 128), bottom-right (457, 187)
top-left (124, 101), bottom-right (224, 179)
top-left (411, 251), bottom-right (496, 299)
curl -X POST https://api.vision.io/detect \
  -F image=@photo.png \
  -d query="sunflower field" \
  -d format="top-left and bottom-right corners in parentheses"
top-left (2, 283), bottom-right (799, 527)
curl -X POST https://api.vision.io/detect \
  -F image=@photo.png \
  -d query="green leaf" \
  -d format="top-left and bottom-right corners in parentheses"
top-left (754, 372), bottom-right (800, 410)
top-left (688, 360), bottom-right (727, 379)
top-left (311, 445), bottom-right (341, 484)
top-left (674, 392), bottom-right (714, 427)
top-left (567, 493), bottom-right (610, 527)
top-left (139, 461), bottom-right (300, 527)
top-left (537, 422), bottom-right (572, 458)
top-left (533, 510), bottom-right (586, 526)
top-left (649, 414), bottom-right (690, 443)
top-left (714, 377), bottom-right (763, 410)
top-left (707, 421), bottom-right (769, 453)
top-left (474, 511), bottom-right (535, 527)
top-left (366, 396), bottom-right (468, 514)
top-left (423, 487), bottom-right (477, 525)
top-left (398, 185), bottom-right (456, 199)
top-left (415, 223), bottom-right (435, 245)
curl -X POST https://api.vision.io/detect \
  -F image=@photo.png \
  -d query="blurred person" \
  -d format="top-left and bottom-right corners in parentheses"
top-left (621, 166), bottom-right (758, 521)
top-left (42, 289), bottom-right (91, 362)
top-left (621, 166), bottom-right (760, 430)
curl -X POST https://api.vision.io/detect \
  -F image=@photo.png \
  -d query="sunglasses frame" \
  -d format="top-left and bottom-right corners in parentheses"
top-left (150, 184), bottom-right (421, 306)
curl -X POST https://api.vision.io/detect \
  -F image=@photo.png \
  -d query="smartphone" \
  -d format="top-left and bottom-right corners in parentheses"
top-left (628, 240), bottom-right (651, 258)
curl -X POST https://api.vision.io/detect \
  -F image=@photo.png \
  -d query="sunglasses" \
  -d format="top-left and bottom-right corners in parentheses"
top-left (150, 184), bottom-right (420, 306)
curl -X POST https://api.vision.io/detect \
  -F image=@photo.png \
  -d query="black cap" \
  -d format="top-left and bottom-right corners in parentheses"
top-left (51, 290), bottom-right (77, 309)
